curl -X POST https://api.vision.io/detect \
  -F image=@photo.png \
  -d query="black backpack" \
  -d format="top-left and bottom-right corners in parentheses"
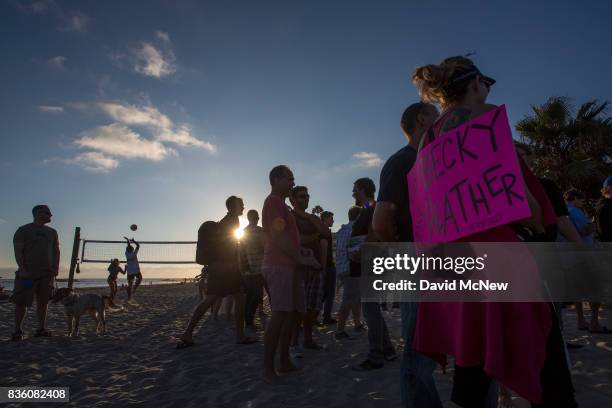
top-left (196, 221), bottom-right (221, 265)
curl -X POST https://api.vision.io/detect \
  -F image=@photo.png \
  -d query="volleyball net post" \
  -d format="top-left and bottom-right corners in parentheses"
top-left (67, 227), bottom-right (81, 289)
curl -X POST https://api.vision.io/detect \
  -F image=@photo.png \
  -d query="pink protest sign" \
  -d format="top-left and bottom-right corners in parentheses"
top-left (407, 105), bottom-right (531, 242)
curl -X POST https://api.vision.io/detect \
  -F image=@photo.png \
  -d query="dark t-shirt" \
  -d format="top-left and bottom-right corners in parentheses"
top-left (13, 223), bottom-right (58, 278)
top-left (325, 229), bottom-right (334, 268)
top-left (596, 197), bottom-right (612, 242)
top-left (349, 207), bottom-right (375, 277)
top-left (538, 178), bottom-right (568, 217)
top-left (294, 212), bottom-right (322, 262)
top-left (377, 145), bottom-right (417, 242)
top-left (512, 177), bottom-right (562, 242)
top-left (217, 214), bottom-right (240, 270)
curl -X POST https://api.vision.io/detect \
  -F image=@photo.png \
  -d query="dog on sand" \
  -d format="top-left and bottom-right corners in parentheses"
top-left (51, 287), bottom-right (118, 336)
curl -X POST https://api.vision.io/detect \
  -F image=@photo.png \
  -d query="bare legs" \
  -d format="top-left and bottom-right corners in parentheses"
top-left (14, 302), bottom-right (48, 336)
top-left (180, 293), bottom-right (249, 344)
top-left (263, 310), bottom-right (297, 382)
top-left (133, 273), bottom-right (142, 294)
top-left (14, 304), bottom-right (26, 333)
top-left (337, 303), bottom-right (362, 332)
top-left (180, 294), bottom-right (219, 343)
top-left (36, 303), bottom-right (48, 331)
top-left (576, 301), bottom-right (604, 330)
top-left (232, 293), bottom-right (248, 342)
top-left (303, 310), bottom-right (319, 346)
top-left (108, 280), bottom-right (118, 300)
top-left (127, 278), bottom-right (134, 301)
top-left (212, 297), bottom-right (223, 319)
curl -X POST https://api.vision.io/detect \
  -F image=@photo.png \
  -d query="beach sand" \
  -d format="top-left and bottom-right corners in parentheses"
top-left (1, 283), bottom-right (610, 407)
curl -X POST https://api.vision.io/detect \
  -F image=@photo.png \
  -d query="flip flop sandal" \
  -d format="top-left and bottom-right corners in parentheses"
top-left (176, 339), bottom-right (195, 349)
top-left (589, 326), bottom-right (612, 334)
top-left (11, 331), bottom-right (24, 341)
top-left (237, 337), bottom-right (258, 345)
top-left (34, 329), bottom-right (52, 337)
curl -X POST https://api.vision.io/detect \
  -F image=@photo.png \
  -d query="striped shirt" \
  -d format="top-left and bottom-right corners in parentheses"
top-left (335, 221), bottom-right (354, 278)
top-left (242, 224), bottom-right (265, 275)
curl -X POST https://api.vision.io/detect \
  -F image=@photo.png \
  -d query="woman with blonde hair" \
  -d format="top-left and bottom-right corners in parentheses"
top-left (409, 56), bottom-right (576, 407)
top-left (106, 258), bottom-right (124, 300)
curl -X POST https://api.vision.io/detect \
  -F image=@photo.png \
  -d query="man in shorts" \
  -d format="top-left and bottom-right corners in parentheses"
top-left (178, 196), bottom-right (257, 348)
top-left (334, 206), bottom-right (364, 339)
top-left (124, 237), bottom-right (142, 301)
top-left (241, 209), bottom-right (266, 331)
top-left (12, 205), bottom-right (60, 340)
top-left (290, 186), bottom-right (330, 351)
top-left (320, 211), bottom-right (337, 324)
top-left (261, 165), bottom-right (320, 382)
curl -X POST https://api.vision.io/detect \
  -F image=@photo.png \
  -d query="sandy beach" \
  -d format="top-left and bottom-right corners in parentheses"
top-left (1, 283), bottom-right (611, 407)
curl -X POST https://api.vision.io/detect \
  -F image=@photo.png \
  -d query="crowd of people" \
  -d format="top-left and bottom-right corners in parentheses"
top-left (9, 55), bottom-right (612, 407)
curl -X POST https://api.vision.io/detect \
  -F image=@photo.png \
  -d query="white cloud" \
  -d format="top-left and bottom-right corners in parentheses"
top-left (110, 31), bottom-right (176, 78)
top-left (155, 31), bottom-right (170, 43)
top-left (94, 102), bottom-right (216, 151)
top-left (75, 124), bottom-right (174, 161)
top-left (156, 125), bottom-right (217, 152)
top-left (38, 105), bottom-right (64, 113)
top-left (133, 42), bottom-right (176, 78)
top-left (352, 152), bottom-right (383, 168)
top-left (67, 152), bottom-right (119, 173)
top-left (21, 1), bottom-right (88, 32)
top-left (62, 13), bottom-right (88, 32)
top-left (96, 102), bottom-right (172, 130)
top-left (47, 56), bottom-right (66, 69)
top-left (57, 100), bottom-right (216, 173)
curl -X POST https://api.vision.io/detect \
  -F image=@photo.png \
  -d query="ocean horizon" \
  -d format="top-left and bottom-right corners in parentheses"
top-left (0, 278), bottom-right (193, 292)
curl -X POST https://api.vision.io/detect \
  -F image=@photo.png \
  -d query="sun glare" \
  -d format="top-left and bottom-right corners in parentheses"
top-left (233, 216), bottom-right (248, 240)
top-left (234, 228), bottom-right (244, 240)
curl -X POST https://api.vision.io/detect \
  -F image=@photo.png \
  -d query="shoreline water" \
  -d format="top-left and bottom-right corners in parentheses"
top-left (0, 278), bottom-right (193, 292)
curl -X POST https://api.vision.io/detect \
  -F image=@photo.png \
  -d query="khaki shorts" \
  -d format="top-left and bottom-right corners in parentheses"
top-left (12, 274), bottom-right (54, 307)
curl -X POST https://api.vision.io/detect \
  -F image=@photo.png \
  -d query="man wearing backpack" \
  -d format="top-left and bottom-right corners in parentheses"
top-left (177, 196), bottom-right (257, 349)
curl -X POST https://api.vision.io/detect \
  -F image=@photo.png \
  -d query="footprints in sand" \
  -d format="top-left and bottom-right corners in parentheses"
top-left (56, 366), bottom-right (79, 375)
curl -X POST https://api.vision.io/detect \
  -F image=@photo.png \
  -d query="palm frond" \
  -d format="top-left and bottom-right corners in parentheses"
top-left (576, 100), bottom-right (608, 122)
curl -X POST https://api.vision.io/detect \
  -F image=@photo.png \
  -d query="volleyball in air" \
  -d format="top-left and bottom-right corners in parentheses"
top-left (130, 224), bottom-right (138, 231)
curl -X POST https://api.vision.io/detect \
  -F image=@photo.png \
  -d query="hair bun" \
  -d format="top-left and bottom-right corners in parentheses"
top-left (412, 56), bottom-right (476, 107)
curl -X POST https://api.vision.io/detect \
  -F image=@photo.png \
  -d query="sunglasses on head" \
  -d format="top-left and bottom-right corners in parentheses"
top-left (448, 67), bottom-right (496, 90)
top-left (479, 75), bottom-right (495, 90)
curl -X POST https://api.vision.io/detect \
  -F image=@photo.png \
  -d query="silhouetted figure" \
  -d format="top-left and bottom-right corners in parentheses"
top-left (12, 205), bottom-right (60, 340)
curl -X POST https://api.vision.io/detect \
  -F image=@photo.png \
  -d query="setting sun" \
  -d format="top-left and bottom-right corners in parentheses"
top-left (233, 216), bottom-right (248, 240)
top-left (234, 228), bottom-right (244, 240)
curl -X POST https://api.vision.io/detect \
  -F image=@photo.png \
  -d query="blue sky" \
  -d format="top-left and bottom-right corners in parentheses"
top-left (1, 0), bottom-right (611, 278)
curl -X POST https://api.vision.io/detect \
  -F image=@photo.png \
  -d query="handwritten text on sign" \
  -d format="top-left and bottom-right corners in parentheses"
top-left (407, 105), bottom-right (531, 242)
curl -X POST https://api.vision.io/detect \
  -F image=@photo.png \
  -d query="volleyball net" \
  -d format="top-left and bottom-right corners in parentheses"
top-left (80, 240), bottom-right (198, 264)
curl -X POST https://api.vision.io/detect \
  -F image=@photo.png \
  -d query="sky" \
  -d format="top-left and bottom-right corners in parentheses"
top-left (1, 0), bottom-right (611, 278)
